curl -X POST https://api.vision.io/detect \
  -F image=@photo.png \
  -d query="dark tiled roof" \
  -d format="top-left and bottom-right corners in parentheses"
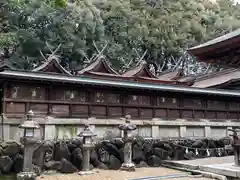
top-left (189, 28), bottom-right (240, 50)
top-left (157, 69), bottom-right (183, 81)
top-left (192, 68), bottom-right (240, 88)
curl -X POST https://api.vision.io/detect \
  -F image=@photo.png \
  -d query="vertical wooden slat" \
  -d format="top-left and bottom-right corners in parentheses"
top-left (137, 108), bottom-right (140, 118)
top-left (87, 91), bottom-right (92, 117)
top-left (2, 82), bottom-right (7, 114)
top-left (69, 104), bottom-right (72, 117)
top-left (166, 109), bottom-right (169, 119)
top-left (106, 106), bottom-right (109, 117)
top-left (227, 112), bottom-right (229, 120)
top-left (192, 110), bottom-right (195, 119)
top-left (26, 102), bottom-right (30, 112)
top-left (179, 97), bottom-right (183, 119)
top-left (152, 95), bottom-right (156, 118)
top-left (120, 92), bottom-right (125, 117)
top-left (48, 84), bottom-right (52, 115)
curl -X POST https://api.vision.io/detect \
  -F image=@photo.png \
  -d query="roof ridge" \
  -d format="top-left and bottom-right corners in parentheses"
top-left (32, 55), bottom-right (71, 75)
top-left (78, 56), bottom-right (118, 75)
top-left (122, 62), bottom-right (156, 78)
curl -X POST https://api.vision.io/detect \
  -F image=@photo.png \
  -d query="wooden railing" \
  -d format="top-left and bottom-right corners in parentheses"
top-left (3, 98), bottom-right (240, 120)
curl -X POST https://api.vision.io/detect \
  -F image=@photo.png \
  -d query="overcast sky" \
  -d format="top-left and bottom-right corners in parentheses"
top-left (234, 0), bottom-right (240, 4)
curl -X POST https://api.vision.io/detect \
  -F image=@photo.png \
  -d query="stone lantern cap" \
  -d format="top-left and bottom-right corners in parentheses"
top-left (119, 115), bottom-right (137, 131)
top-left (78, 124), bottom-right (97, 137)
top-left (19, 110), bottom-right (40, 129)
top-left (19, 120), bottom-right (40, 129)
top-left (27, 110), bottom-right (34, 117)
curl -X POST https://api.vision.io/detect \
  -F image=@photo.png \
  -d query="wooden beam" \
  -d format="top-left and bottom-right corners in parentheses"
top-left (199, 47), bottom-right (240, 62)
top-left (206, 54), bottom-right (240, 68)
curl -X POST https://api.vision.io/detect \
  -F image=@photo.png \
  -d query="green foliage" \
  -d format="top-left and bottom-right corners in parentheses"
top-left (1, 0), bottom-right (240, 71)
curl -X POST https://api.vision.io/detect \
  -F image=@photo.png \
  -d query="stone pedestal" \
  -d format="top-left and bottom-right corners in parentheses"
top-left (17, 137), bottom-right (38, 180)
top-left (120, 141), bottom-right (135, 171)
top-left (79, 144), bottom-right (94, 175)
top-left (120, 138), bottom-right (135, 171)
top-left (119, 115), bottom-right (136, 172)
top-left (78, 124), bottom-right (96, 176)
top-left (17, 172), bottom-right (37, 180)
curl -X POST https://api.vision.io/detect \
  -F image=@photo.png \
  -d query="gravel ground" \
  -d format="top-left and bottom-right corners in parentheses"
top-left (173, 156), bottom-right (234, 166)
top-left (37, 168), bottom-right (213, 180)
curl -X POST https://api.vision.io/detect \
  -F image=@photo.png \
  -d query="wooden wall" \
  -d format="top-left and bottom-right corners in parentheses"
top-left (3, 82), bottom-right (240, 120)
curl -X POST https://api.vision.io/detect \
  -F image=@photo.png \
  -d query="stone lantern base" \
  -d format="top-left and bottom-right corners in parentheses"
top-left (17, 172), bottom-right (37, 180)
top-left (120, 162), bottom-right (135, 172)
top-left (79, 170), bottom-right (94, 175)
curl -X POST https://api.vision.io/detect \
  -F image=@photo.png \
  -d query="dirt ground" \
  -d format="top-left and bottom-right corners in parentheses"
top-left (37, 168), bottom-right (213, 180)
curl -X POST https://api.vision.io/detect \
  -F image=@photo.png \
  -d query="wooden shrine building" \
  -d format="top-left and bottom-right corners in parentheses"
top-left (188, 28), bottom-right (240, 90)
top-left (2, 30), bottom-right (240, 140)
top-left (1, 55), bottom-right (240, 122)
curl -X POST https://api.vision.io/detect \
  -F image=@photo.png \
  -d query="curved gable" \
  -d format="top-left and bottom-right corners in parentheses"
top-left (32, 56), bottom-right (71, 75)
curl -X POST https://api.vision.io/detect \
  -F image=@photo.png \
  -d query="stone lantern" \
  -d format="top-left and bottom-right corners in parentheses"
top-left (17, 110), bottom-right (40, 180)
top-left (78, 123), bottom-right (96, 175)
top-left (119, 115), bottom-right (137, 171)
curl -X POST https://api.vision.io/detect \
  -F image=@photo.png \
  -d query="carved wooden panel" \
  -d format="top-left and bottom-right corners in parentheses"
top-left (107, 94), bottom-right (121, 103)
top-left (140, 108), bottom-right (153, 118)
top-left (6, 102), bottom-right (25, 113)
top-left (124, 108), bottom-right (138, 117)
top-left (217, 112), bottom-right (227, 119)
top-left (93, 92), bottom-right (105, 103)
top-left (207, 100), bottom-right (226, 109)
top-left (155, 109), bottom-right (167, 118)
top-left (182, 110), bottom-right (193, 119)
top-left (194, 111), bottom-right (205, 119)
top-left (71, 105), bottom-right (88, 115)
top-left (206, 111), bottom-right (216, 119)
top-left (127, 95), bottom-right (150, 105)
top-left (108, 107), bottom-right (122, 117)
top-left (229, 102), bottom-right (240, 109)
top-left (53, 89), bottom-right (86, 102)
top-left (157, 97), bottom-right (178, 107)
top-left (91, 106), bottom-right (106, 116)
top-left (30, 103), bottom-right (48, 114)
top-left (140, 96), bottom-right (151, 105)
top-left (228, 112), bottom-right (238, 119)
top-left (9, 85), bottom-right (46, 100)
top-left (183, 99), bottom-right (201, 108)
top-left (52, 105), bottom-right (69, 116)
top-left (93, 92), bottom-right (120, 103)
top-left (168, 109), bottom-right (180, 118)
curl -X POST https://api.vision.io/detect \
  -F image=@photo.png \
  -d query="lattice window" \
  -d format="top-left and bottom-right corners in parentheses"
top-left (157, 97), bottom-right (178, 107)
